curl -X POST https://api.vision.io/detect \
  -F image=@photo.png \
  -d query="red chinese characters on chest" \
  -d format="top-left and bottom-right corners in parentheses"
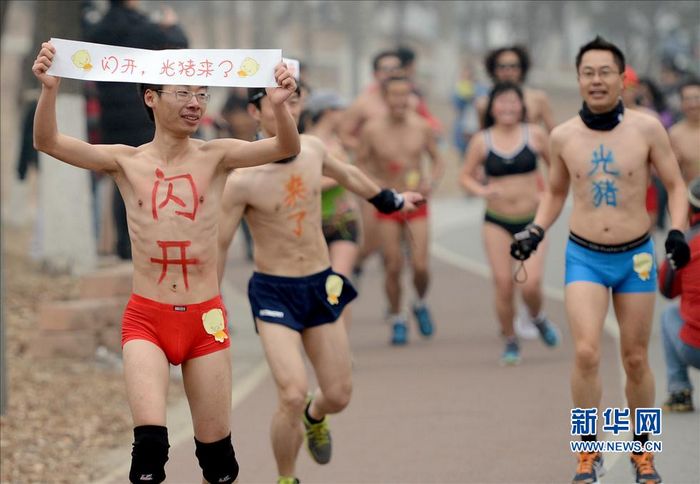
top-left (149, 168), bottom-right (201, 290)
top-left (151, 168), bottom-right (199, 220)
top-left (284, 174), bottom-right (307, 237)
top-left (150, 240), bottom-right (199, 290)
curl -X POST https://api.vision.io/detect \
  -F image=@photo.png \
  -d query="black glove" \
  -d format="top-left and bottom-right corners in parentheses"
top-left (510, 224), bottom-right (545, 261)
top-left (368, 188), bottom-right (404, 214)
top-left (665, 229), bottom-right (690, 269)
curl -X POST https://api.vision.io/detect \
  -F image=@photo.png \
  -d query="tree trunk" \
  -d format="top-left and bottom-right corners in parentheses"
top-left (0, 0), bottom-right (8, 34)
top-left (34, 0), bottom-right (82, 95)
top-left (33, 0), bottom-right (97, 275)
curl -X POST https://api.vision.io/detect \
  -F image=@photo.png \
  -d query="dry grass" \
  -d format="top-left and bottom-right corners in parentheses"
top-left (0, 225), bottom-right (183, 483)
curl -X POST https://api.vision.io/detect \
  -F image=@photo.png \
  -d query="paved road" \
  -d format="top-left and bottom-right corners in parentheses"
top-left (100, 195), bottom-right (699, 483)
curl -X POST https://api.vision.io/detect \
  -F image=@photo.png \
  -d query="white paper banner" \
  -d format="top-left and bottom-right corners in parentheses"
top-left (46, 38), bottom-right (281, 87)
top-left (282, 57), bottom-right (300, 81)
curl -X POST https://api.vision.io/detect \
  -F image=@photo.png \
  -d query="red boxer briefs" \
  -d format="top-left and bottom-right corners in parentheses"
top-left (122, 293), bottom-right (230, 365)
top-left (374, 202), bottom-right (429, 223)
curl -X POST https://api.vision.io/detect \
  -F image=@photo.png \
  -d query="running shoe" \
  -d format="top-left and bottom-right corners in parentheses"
top-left (514, 307), bottom-right (540, 339)
top-left (572, 452), bottom-right (605, 484)
top-left (630, 452), bottom-right (662, 483)
top-left (277, 477), bottom-right (300, 484)
top-left (391, 320), bottom-right (408, 345)
top-left (662, 388), bottom-right (694, 412)
top-left (412, 303), bottom-right (434, 337)
top-left (302, 396), bottom-right (332, 464)
top-left (501, 339), bottom-right (521, 365)
top-left (533, 315), bottom-right (560, 347)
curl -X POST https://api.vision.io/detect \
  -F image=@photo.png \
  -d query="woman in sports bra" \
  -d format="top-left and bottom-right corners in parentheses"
top-left (459, 82), bottom-right (560, 365)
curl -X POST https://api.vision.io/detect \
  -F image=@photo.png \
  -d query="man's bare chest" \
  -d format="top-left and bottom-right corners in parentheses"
top-left (564, 138), bottom-right (649, 179)
top-left (677, 131), bottom-right (700, 161)
top-left (372, 128), bottom-right (425, 162)
top-left (246, 165), bottom-right (322, 240)
top-left (563, 134), bottom-right (650, 208)
top-left (123, 162), bottom-right (218, 223)
top-left (249, 164), bottom-right (321, 214)
top-left (361, 97), bottom-right (388, 121)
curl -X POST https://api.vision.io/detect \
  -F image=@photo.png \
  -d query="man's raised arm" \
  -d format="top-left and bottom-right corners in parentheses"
top-left (32, 41), bottom-right (121, 173)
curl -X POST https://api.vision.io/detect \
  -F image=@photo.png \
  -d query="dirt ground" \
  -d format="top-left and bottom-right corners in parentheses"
top-left (0, 225), bottom-right (184, 483)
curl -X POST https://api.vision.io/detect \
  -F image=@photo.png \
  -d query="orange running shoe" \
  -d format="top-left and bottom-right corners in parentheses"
top-left (572, 451), bottom-right (605, 484)
top-left (630, 452), bottom-right (663, 483)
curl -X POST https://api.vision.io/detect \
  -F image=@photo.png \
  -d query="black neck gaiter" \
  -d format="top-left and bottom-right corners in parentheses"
top-left (579, 100), bottom-right (624, 131)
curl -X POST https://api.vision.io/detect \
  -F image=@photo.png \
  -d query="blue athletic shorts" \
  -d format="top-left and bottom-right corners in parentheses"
top-left (248, 267), bottom-right (357, 332)
top-left (565, 232), bottom-right (657, 293)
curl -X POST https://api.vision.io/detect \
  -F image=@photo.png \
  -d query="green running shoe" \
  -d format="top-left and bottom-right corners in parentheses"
top-left (277, 477), bottom-right (300, 484)
top-left (302, 396), bottom-right (332, 464)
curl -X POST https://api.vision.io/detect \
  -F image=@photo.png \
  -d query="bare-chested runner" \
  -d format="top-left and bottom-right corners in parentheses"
top-left (670, 78), bottom-right (700, 183)
top-left (476, 44), bottom-right (556, 132)
top-left (510, 36), bottom-right (690, 484)
top-left (357, 75), bottom-right (445, 345)
top-left (339, 50), bottom-right (416, 280)
top-left (217, 87), bottom-right (423, 484)
top-left (33, 40), bottom-right (299, 484)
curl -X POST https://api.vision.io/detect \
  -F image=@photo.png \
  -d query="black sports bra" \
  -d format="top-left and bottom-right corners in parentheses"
top-left (483, 125), bottom-right (537, 177)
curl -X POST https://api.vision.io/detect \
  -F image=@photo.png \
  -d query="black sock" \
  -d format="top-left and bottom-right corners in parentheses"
top-left (581, 434), bottom-right (597, 443)
top-left (304, 400), bottom-right (323, 424)
top-left (633, 433), bottom-right (648, 455)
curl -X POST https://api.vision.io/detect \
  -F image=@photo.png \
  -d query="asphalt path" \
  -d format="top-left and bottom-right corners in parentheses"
top-left (96, 195), bottom-right (699, 483)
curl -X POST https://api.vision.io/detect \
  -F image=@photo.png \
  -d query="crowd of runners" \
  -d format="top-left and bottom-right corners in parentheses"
top-left (30, 25), bottom-right (699, 484)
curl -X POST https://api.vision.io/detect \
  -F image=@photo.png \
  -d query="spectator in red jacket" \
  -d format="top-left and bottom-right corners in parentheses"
top-left (658, 176), bottom-right (700, 412)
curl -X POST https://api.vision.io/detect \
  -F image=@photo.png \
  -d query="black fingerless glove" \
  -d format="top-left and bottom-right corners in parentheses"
top-left (510, 224), bottom-right (545, 261)
top-left (368, 188), bottom-right (404, 214)
top-left (665, 229), bottom-right (690, 270)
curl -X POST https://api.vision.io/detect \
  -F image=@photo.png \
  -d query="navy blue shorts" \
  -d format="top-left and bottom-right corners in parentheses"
top-left (248, 267), bottom-right (358, 332)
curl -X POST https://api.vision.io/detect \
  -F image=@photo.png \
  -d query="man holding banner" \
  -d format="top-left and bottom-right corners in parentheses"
top-left (32, 40), bottom-right (299, 484)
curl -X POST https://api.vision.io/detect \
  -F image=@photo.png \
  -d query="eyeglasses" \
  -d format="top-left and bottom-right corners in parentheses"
top-left (578, 68), bottom-right (620, 81)
top-left (496, 63), bottom-right (521, 70)
top-left (157, 90), bottom-right (211, 104)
